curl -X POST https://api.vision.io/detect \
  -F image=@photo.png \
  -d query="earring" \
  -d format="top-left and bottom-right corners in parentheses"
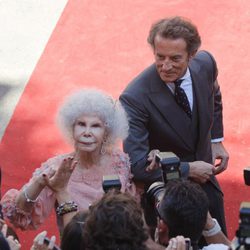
top-left (101, 144), bottom-right (106, 155)
top-left (101, 137), bottom-right (108, 155)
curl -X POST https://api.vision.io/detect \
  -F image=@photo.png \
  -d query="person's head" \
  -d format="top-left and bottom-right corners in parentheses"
top-left (158, 180), bottom-right (209, 244)
top-left (61, 211), bottom-right (88, 250)
top-left (84, 191), bottom-right (149, 250)
top-left (57, 89), bottom-right (129, 155)
top-left (147, 16), bottom-right (201, 83)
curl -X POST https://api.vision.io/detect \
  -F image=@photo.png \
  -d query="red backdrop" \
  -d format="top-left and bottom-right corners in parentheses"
top-left (1, 0), bottom-right (250, 248)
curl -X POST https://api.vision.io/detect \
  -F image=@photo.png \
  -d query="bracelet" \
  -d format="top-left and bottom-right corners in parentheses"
top-left (56, 201), bottom-right (78, 216)
top-left (202, 218), bottom-right (221, 237)
top-left (23, 186), bottom-right (38, 203)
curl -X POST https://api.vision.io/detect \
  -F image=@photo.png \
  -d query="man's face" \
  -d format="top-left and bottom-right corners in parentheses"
top-left (154, 35), bottom-right (192, 83)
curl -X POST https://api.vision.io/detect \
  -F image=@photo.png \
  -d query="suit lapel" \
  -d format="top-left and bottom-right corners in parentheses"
top-left (190, 63), bottom-right (210, 149)
top-left (148, 70), bottom-right (194, 150)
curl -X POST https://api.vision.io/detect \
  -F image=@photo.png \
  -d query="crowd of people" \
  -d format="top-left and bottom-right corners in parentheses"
top-left (0, 15), bottom-right (244, 250)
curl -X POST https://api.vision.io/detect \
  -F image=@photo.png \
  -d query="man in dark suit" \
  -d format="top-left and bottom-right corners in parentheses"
top-left (119, 16), bottom-right (229, 235)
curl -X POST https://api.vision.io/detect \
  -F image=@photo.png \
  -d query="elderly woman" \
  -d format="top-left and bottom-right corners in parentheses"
top-left (1, 89), bottom-right (135, 232)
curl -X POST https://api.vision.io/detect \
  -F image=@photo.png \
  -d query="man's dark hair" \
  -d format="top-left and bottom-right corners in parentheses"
top-left (158, 180), bottom-right (209, 243)
top-left (147, 16), bottom-right (201, 55)
top-left (84, 191), bottom-right (148, 250)
top-left (61, 211), bottom-right (88, 250)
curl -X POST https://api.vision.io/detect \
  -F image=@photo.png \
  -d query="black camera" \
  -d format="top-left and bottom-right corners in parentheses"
top-left (244, 168), bottom-right (250, 186)
top-left (235, 202), bottom-right (250, 250)
top-left (155, 152), bottom-right (181, 184)
top-left (147, 152), bottom-right (181, 204)
top-left (102, 175), bottom-right (122, 193)
top-left (146, 153), bottom-right (190, 249)
top-left (232, 169), bottom-right (250, 250)
top-left (146, 152), bottom-right (182, 216)
top-left (44, 237), bottom-right (61, 250)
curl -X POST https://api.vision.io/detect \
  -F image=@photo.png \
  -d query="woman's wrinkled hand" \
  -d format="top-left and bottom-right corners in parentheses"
top-left (42, 156), bottom-right (77, 193)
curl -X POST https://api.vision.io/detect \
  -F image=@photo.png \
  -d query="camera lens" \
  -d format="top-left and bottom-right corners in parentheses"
top-left (146, 181), bottom-right (165, 204)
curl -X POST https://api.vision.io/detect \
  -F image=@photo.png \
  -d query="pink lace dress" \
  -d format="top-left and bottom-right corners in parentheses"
top-left (1, 149), bottom-right (135, 231)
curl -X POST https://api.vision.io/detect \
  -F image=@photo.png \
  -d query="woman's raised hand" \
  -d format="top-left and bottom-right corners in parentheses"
top-left (42, 156), bottom-right (77, 193)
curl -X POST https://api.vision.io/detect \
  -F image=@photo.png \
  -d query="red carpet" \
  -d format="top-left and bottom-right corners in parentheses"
top-left (1, 0), bottom-right (250, 248)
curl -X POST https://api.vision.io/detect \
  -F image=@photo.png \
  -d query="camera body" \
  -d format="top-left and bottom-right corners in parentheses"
top-left (147, 152), bottom-right (181, 204)
top-left (232, 169), bottom-right (250, 250)
top-left (155, 152), bottom-right (181, 185)
top-left (244, 168), bottom-right (250, 186)
top-left (146, 152), bottom-right (191, 249)
top-left (234, 203), bottom-right (250, 250)
top-left (237, 202), bottom-right (250, 238)
top-left (102, 175), bottom-right (122, 193)
top-left (43, 237), bottom-right (61, 250)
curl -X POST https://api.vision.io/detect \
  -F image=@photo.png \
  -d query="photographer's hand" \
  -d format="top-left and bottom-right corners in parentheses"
top-left (2, 224), bottom-right (21, 250)
top-left (30, 231), bottom-right (58, 250)
top-left (211, 142), bottom-right (229, 175)
top-left (166, 236), bottom-right (188, 250)
top-left (146, 149), bottom-right (160, 172)
top-left (189, 161), bottom-right (215, 183)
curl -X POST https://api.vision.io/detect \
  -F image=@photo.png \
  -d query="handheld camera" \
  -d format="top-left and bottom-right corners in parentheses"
top-left (147, 152), bottom-right (181, 211)
top-left (43, 237), bottom-right (61, 250)
top-left (147, 152), bottom-right (181, 203)
top-left (233, 168), bottom-right (250, 250)
top-left (102, 175), bottom-right (122, 193)
top-left (235, 202), bottom-right (250, 250)
top-left (155, 152), bottom-right (181, 185)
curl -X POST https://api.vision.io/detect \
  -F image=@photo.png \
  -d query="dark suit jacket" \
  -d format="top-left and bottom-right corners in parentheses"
top-left (120, 50), bottom-right (223, 190)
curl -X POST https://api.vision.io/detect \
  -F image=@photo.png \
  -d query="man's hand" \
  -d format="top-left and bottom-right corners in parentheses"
top-left (189, 161), bottom-right (215, 183)
top-left (211, 142), bottom-right (229, 175)
top-left (146, 149), bottom-right (160, 172)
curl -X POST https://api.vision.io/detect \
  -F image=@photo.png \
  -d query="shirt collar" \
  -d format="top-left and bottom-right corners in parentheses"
top-left (179, 68), bottom-right (190, 81)
top-left (166, 68), bottom-right (191, 90)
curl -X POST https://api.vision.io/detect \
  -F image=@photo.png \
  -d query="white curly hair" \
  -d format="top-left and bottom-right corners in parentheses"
top-left (56, 89), bottom-right (129, 148)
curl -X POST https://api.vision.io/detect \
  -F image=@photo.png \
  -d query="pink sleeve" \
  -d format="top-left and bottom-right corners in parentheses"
top-left (1, 158), bottom-right (58, 230)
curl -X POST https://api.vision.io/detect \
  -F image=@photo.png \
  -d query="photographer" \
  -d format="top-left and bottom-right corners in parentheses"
top-left (84, 190), bottom-right (188, 250)
top-left (154, 179), bottom-right (230, 249)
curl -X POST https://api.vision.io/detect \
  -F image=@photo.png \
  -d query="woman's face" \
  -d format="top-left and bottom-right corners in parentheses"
top-left (73, 114), bottom-right (106, 154)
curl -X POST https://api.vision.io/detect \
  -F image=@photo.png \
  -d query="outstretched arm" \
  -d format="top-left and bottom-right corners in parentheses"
top-left (43, 156), bottom-right (78, 227)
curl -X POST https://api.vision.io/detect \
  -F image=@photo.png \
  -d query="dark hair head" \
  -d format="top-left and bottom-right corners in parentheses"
top-left (61, 211), bottom-right (89, 250)
top-left (147, 16), bottom-right (201, 55)
top-left (158, 180), bottom-right (209, 242)
top-left (84, 191), bottom-right (148, 250)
